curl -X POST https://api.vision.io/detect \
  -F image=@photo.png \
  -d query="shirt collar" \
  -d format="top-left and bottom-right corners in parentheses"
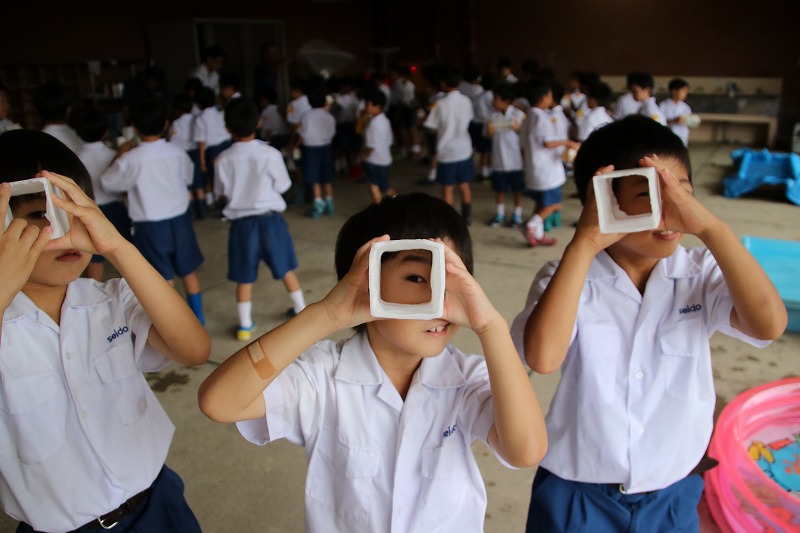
top-left (587, 245), bottom-right (701, 282)
top-left (335, 332), bottom-right (467, 389)
top-left (3, 280), bottom-right (110, 324)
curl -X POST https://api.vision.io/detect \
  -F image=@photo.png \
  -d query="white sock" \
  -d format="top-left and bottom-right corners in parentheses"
top-left (205, 192), bottom-right (216, 206)
top-left (428, 168), bottom-right (437, 181)
top-left (482, 165), bottom-right (492, 177)
top-left (514, 206), bottom-right (523, 217)
top-left (237, 301), bottom-right (253, 328)
top-left (527, 214), bottom-right (544, 239)
top-left (496, 203), bottom-right (506, 217)
top-left (289, 289), bottom-right (306, 314)
top-left (411, 144), bottom-right (422, 154)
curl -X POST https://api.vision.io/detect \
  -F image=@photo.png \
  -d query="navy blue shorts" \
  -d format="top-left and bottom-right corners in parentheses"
top-left (525, 186), bottom-right (563, 208)
top-left (436, 157), bottom-right (475, 185)
top-left (491, 170), bottom-right (525, 192)
top-left (335, 122), bottom-right (356, 152)
top-left (187, 149), bottom-right (204, 191)
top-left (469, 121), bottom-right (491, 153)
top-left (525, 468), bottom-right (703, 533)
top-left (16, 465), bottom-right (200, 533)
top-left (302, 144), bottom-right (334, 185)
top-left (133, 211), bottom-right (204, 280)
top-left (269, 134), bottom-right (289, 152)
top-left (227, 213), bottom-right (298, 284)
top-left (91, 201), bottom-right (133, 263)
top-left (400, 104), bottom-right (419, 129)
top-left (363, 162), bottom-right (391, 192)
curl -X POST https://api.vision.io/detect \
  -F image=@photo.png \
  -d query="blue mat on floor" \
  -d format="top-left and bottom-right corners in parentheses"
top-left (742, 235), bottom-right (800, 332)
top-left (722, 148), bottom-right (800, 205)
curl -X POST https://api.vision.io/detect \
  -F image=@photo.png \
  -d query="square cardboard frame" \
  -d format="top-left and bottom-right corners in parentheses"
top-left (369, 239), bottom-right (445, 320)
top-left (593, 167), bottom-right (661, 234)
top-left (3, 178), bottom-right (70, 239)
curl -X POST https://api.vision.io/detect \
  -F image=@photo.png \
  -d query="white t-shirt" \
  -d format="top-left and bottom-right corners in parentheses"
top-left (333, 92), bottom-right (359, 123)
top-left (237, 333), bottom-right (504, 533)
top-left (192, 64), bottom-right (219, 94)
top-left (213, 139), bottom-right (292, 220)
top-left (576, 106), bottom-right (613, 142)
top-left (101, 139), bottom-right (193, 222)
top-left (474, 90), bottom-right (494, 123)
top-left (193, 106), bottom-right (231, 147)
top-left (0, 278), bottom-right (172, 532)
top-left (510, 247), bottom-right (769, 494)
top-left (42, 123), bottom-right (84, 154)
top-left (613, 92), bottom-right (642, 120)
top-left (260, 104), bottom-right (289, 139)
top-left (77, 141), bottom-right (123, 206)
top-left (638, 96), bottom-right (667, 126)
top-left (286, 95), bottom-right (311, 127)
top-left (660, 99), bottom-right (692, 146)
top-left (169, 113), bottom-right (197, 152)
top-left (423, 90), bottom-right (474, 163)
top-left (364, 113), bottom-right (393, 166)
top-left (487, 106), bottom-right (526, 172)
top-left (520, 107), bottom-right (566, 191)
top-left (299, 108), bottom-right (336, 147)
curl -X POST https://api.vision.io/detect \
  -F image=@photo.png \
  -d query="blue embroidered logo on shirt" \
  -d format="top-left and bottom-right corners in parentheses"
top-left (107, 326), bottom-right (130, 343)
top-left (678, 304), bottom-right (702, 315)
top-left (442, 424), bottom-right (457, 438)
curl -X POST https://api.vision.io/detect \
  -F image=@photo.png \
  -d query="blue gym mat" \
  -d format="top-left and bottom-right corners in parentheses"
top-left (742, 235), bottom-right (800, 332)
top-left (723, 149), bottom-right (800, 205)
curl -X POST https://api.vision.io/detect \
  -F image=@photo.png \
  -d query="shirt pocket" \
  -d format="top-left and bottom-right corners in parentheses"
top-left (307, 427), bottom-right (380, 526)
top-left (659, 318), bottom-right (713, 401)
top-left (0, 369), bottom-right (67, 464)
top-left (419, 438), bottom-right (467, 526)
top-left (92, 342), bottom-right (147, 425)
top-left (576, 323), bottom-right (621, 406)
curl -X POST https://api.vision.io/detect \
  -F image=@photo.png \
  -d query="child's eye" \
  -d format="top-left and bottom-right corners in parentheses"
top-left (406, 274), bottom-right (427, 283)
top-left (26, 211), bottom-right (48, 220)
top-left (636, 191), bottom-right (651, 198)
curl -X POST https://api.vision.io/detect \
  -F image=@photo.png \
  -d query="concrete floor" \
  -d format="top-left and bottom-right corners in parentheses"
top-left (2, 142), bottom-right (798, 532)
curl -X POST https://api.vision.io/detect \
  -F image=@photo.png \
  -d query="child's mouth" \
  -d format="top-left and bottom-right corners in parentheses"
top-left (654, 230), bottom-right (678, 240)
top-left (56, 250), bottom-right (82, 261)
top-left (426, 323), bottom-right (449, 334)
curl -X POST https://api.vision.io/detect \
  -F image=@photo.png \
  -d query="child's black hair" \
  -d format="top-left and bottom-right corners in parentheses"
top-left (33, 82), bottom-right (71, 123)
top-left (335, 193), bottom-right (474, 283)
top-left (441, 67), bottom-right (462, 90)
top-left (73, 107), bottom-right (108, 143)
top-left (587, 81), bottom-right (612, 108)
top-left (527, 78), bottom-right (552, 107)
top-left (224, 98), bottom-right (259, 138)
top-left (365, 89), bottom-right (387, 109)
top-left (577, 71), bottom-right (600, 89)
top-left (131, 95), bottom-right (168, 136)
top-left (492, 82), bottom-right (516, 103)
top-left (631, 71), bottom-right (654, 90)
top-left (463, 64), bottom-right (481, 84)
top-left (480, 72), bottom-right (496, 91)
top-left (496, 57), bottom-right (512, 70)
top-left (172, 93), bottom-right (194, 115)
top-left (195, 86), bottom-right (217, 110)
top-left (573, 115), bottom-right (692, 204)
top-left (521, 59), bottom-right (539, 76)
top-left (551, 82), bottom-right (565, 105)
top-left (259, 88), bottom-right (279, 106)
top-left (289, 77), bottom-right (306, 93)
top-left (625, 71), bottom-right (640, 88)
top-left (668, 77), bottom-right (689, 92)
top-left (184, 77), bottom-right (204, 97)
top-left (219, 72), bottom-right (240, 92)
top-left (307, 89), bottom-right (327, 109)
top-left (202, 45), bottom-right (226, 61)
top-left (0, 129), bottom-right (94, 200)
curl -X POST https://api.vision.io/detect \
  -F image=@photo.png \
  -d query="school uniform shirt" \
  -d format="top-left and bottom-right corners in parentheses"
top-left (576, 106), bottom-right (613, 142)
top-left (333, 93), bottom-right (359, 123)
top-left (193, 106), bottom-right (231, 147)
top-left (379, 83), bottom-right (392, 112)
top-left (399, 79), bottom-right (417, 106)
top-left (77, 141), bottom-right (124, 206)
top-left (192, 63), bottom-right (219, 93)
top-left (459, 82), bottom-right (485, 113)
top-left (520, 107), bottom-right (566, 191)
top-left (260, 104), bottom-right (289, 139)
top-left (474, 90), bottom-right (494, 124)
top-left (237, 332), bottom-right (504, 533)
top-left (364, 113), bottom-right (393, 166)
top-left (613, 91), bottom-right (641, 120)
top-left (299, 108), bottom-right (336, 147)
top-left (42, 123), bottom-right (84, 154)
top-left (286, 95), bottom-right (311, 127)
top-left (487, 106), bottom-right (526, 171)
top-left (0, 278), bottom-right (173, 532)
top-left (660, 99), bottom-right (692, 146)
top-left (510, 246), bottom-right (769, 494)
top-left (213, 139), bottom-right (291, 220)
top-left (101, 139), bottom-right (193, 222)
top-left (638, 96), bottom-right (667, 126)
top-left (561, 91), bottom-right (587, 116)
top-left (169, 113), bottom-right (197, 152)
top-left (423, 90), bottom-right (474, 163)
top-left (549, 105), bottom-right (571, 146)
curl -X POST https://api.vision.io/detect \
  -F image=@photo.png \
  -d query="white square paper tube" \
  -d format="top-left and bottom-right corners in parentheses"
top-left (369, 239), bottom-right (445, 320)
top-left (4, 178), bottom-right (70, 239)
top-left (592, 167), bottom-right (661, 234)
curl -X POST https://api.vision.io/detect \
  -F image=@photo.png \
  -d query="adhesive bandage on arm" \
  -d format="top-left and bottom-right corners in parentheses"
top-left (246, 340), bottom-right (276, 380)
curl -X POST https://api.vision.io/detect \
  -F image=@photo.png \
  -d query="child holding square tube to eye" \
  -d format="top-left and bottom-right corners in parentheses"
top-left (198, 192), bottom-right (546, 533)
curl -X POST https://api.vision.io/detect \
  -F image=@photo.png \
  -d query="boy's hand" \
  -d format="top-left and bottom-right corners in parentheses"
top-left (38, 171), bottom-right (124, 256)
top-left (572, 165), bottom-right (625, 253)
top-left (439, 241), bottom-right (501, 334)
top-left (641, 155), bottom-right (719, 238)
top-left (321, 235), bottom-right (390, 330)
top-left (0, 183), bottom-right (52, 310)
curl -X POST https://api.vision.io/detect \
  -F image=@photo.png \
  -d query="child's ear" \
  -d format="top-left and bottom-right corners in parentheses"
top-left (256, 118), bottom-right (262, 129)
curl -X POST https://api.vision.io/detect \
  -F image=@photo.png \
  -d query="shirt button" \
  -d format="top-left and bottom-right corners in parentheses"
top-left (81, 411), bottom-right (88, 418)
top-left (66, 352), bottom-right (72, 359)
top-left (635, 371), bottom-right (644, 379)
top-left (639, 426), bottom-right (645, 434)
top-left (395, 507), bottom-right (403, 516)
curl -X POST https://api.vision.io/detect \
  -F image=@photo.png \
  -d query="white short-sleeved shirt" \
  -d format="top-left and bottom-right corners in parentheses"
top-left (286, 95), bottom-right (311, 127)
top-left (379, 83), bottom-right (392, 111)
top-left (613, 92), bottom-right (641, 120)
top-left (562, 92), bottom-right (587, 117)
top-left (549, 105), bottom-right (571, 148)
top-left (77, 141), bottom-right (123, 206)
top-left (237, 333), bottom-right (503, 533)
top-left (0, 278), bottom-right (173, 532)
top-left (659, 99), bottom-right (692, 146)
top-left (260, 104), bottom-right (289, 139)
top-left (192, 64), bottom-right (219, 94)
top-left (423, 90), bottom-right (474, 163)
top-left (42, 124), bottom-right (84, 154)
top-left (193, 106), bottom-right (230, 147)
top-left (364, 113), bottom-right (393, 166)
top-left (576, 106), bottom-right (613, 142)
top-left (638, 96), bottom-right (667, 126)
top-left (333, 92), bottom-right (359, 123)
top-left (169, 113), bottom-right (197, 152)
top-left (459, 82), bottom-right (485, 120)
top-left (487, 106), bottom-right (526, 172)
top-left (398, 79), bottom-right (416, 106)
top-left (213, 139), bottom-right (291, 219)
top-left (520, 107), bottom-right (566, 191)
top-left (101, 139), bottom-right (192, 222)
top-left (474, 90), bottom-right (494, 123)
top-left (299, 108), bottom-right (336, 147)
top-left (510, 246), bottom-right (770, 494)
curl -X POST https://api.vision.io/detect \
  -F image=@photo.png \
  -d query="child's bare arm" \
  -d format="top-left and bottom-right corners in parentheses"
top-left (41, 171), bottom-right (210, 367)
top-left (644, 155), bottom-right (787, 339)
top-left (198, 235), bottom-right (389, 423)
top-left (440, 245), bottom-right (546, 467)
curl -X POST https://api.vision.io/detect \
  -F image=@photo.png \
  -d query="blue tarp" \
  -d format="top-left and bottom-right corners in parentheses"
top-left (722, 148), bottom-right (800, 205)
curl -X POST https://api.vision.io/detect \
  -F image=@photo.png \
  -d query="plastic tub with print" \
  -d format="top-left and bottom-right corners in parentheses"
top-left (3, 177), bottom-right (70, 239)
top-left (369, 239), bottom-right (445, 320)
top-left (593, 167), bottom-right (661, 234)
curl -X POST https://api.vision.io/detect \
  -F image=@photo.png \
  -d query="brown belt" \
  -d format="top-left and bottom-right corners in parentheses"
top-left (72, 488), bottom-right (151, 531)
